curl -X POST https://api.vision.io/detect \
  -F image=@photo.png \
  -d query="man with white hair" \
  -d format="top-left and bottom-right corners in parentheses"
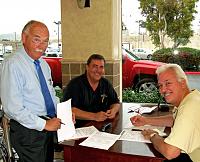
top-left (130, 63), bottom-right (200, 162)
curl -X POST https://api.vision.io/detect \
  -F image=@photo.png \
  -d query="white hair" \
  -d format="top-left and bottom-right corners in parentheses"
top-left (156, 64), bottom-right (188, 86)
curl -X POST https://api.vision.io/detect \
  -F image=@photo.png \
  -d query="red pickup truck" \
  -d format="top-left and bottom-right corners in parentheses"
top-left (43, 57), bottom-right (62, 88)
top-left (122, 48), bottom-right (164, 92)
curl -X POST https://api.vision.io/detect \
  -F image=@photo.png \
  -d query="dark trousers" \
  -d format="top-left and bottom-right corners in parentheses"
top-left (10, 120), bottom-right (55, 162)
top-left (164, 153), bottom-right (193, 162)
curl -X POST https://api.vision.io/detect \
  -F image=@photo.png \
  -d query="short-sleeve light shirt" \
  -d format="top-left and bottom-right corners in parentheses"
top-left (164, 89), bottom-right (200, 162)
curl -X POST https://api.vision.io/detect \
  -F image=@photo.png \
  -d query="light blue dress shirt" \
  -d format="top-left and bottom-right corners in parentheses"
top-left (0, 48), bottom-right (57, 131)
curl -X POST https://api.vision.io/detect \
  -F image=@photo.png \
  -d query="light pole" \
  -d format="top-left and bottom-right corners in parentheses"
top-left (136, 20), bottom-right (142, 48)
top-left (54, 21), bottom-right (61, 50)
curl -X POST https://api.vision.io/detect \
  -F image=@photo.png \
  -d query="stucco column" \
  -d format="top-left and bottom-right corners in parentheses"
top-left (61, 0), bottom-right (121, 97)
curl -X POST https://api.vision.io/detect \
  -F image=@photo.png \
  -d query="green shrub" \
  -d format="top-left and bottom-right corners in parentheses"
top-left (54, 86), bottom-right (63, 100)
top-left (152, 47), bottom-right (200, 71)
top-left (122, 88), bottom-right (164, 103)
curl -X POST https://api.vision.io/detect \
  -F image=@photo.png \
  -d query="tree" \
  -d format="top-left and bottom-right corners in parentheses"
top-left (139, 0), bottom-right (199, 49)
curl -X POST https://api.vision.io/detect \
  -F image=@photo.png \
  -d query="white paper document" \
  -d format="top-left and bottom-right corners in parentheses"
top-left (67, 126), bottom-right (99, 140)
top-left (128, 105), bottom-right (157, 114)
top-left (118, 125), bottom-right (167, 143)
top-left (57, 99), bottom-right (76, 142)
top-left (119, 129), bottom-right (151, 143)
top-left (79, 131), bottom-right (120, 150)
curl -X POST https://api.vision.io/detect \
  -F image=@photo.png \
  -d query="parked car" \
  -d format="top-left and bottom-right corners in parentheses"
top-left (0, 56), bottom-right (3, 63)
top-left (132, 48), bottom-right (153, 60)
top-left (0, 53), bottom-right (4, 63)
top-left (122, 48), bottom-right (164, 93)
top-left (45, 47), bottom-right (62, 57)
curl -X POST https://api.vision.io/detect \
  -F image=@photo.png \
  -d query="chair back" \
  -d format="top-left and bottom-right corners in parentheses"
top-left (1, 106), bottom-right (14, 162)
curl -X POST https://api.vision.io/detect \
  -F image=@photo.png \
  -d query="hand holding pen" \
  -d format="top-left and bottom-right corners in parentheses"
top-left (44, 117), bottom-right (64, 131)
top-left (42, 116), bottom-right (65, 125)
top-left (130, 115), bottom-right (146, 127)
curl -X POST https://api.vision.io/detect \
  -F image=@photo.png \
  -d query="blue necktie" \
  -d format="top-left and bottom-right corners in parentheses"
top-left (34, 60), bottom-right (56, 117)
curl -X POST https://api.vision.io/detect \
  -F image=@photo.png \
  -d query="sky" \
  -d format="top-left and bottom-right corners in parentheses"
top-left (0, 0), bottom-right (61, 39)
top-left (122, 0), bottom-right (200, 34)
top-left (122, 0), bottom-right (142, 34)
top-left (0, 0), bottom-right (200, 38)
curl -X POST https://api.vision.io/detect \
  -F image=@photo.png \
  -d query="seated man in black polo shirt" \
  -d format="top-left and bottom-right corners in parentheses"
top-left (62, 54), bottom-right (120, 127)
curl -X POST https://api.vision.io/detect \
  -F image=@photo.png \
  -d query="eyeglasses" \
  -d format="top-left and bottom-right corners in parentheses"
top-left (32, 37), bottom-right (49, 46)
top-left (128, 105), bottom-right (158, 114)
top-left (128, 106), bottom-right (142, 114)
top-left (157, 81), bottom-right (173, 90)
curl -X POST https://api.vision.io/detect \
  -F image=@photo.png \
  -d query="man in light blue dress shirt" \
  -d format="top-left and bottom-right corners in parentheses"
top-left (0, 20), bottom-right (62, 162)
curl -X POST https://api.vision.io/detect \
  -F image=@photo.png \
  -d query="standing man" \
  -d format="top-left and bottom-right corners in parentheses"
top-left (1, 20), bottom-right (62, 162)
top-left (130, 64), bottom-right (200, 162)
top-left (63, 54), bottom-right (120, 127)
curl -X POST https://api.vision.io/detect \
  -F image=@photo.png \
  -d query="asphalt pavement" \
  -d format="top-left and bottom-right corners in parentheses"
top-left (187, 74), bottom-right (200, 90)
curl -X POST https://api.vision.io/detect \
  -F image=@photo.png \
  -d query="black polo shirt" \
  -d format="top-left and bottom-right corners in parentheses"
top-left (63, 73), bottom-right (119, 112)
top-left (62, 73), bottom-right (119, 126)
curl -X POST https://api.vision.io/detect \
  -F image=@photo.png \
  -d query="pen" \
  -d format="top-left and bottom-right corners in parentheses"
top-left (128, 110), bottom-right (134, 113)
top-left (131, 129), bottom-right (142, 131)
top-left (42, 116), bottom-right (66, 125)
top-left (60, 122), bottom-right (66, 125)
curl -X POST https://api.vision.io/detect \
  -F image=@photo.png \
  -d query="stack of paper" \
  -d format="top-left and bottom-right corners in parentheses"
top-left (67, 126), bottom-right (99, 140)
top-left (57, 99), bottom-right (100, 142)
top-left (57, 99), bottom-right (76, 142)
top-left (79, 131), bottom-right (120, 150)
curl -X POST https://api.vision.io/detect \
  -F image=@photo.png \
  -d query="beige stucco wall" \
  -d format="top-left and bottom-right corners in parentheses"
top-left (61, 0), bottom-right (121, 61)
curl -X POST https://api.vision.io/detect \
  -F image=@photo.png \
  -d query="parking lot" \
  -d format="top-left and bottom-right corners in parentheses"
top-left (187, 73), bottom-right (200, 90)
